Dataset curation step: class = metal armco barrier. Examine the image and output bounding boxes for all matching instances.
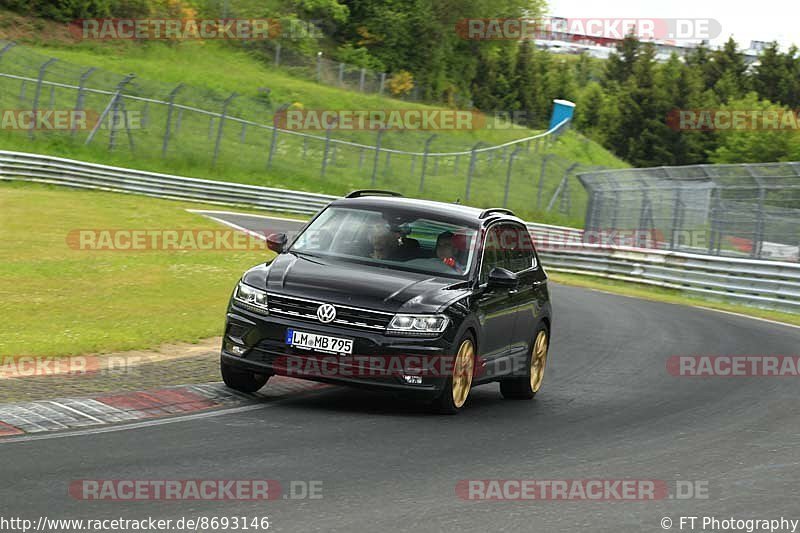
[1,149,797,314]
[0,150,336,215]
[538,242,800,312]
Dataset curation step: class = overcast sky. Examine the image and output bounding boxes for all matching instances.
[546,0,799,49]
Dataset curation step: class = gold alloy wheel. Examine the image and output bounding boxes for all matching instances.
[530,330,548,393]
[452,339,475,408]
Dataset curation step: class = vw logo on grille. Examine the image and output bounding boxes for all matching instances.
[317,303,337,323]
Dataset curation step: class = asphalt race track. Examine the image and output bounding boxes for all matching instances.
[1,211,798,532]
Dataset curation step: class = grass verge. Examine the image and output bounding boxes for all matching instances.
[0,181,276,357]
[0,29,626,225]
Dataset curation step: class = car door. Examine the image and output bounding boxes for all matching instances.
[503,223,547,375]
[474,225,518,379]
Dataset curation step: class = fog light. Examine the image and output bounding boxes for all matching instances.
[225,341,248,356]
[402,375,423,385]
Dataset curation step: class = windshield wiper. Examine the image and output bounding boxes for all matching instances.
[288,249,324,263]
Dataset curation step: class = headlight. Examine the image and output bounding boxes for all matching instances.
[387,314,449,336]
[233,281,269,314]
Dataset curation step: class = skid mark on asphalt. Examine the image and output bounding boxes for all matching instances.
[0,376,325,438]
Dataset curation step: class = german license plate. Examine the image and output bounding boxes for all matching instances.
[285,329,353,355]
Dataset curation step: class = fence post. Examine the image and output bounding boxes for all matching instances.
[161,83,183,157]
[418,134,437,193]
[321,118,338,178]
[359,68,366,92]
[669,186,683,249]
[268,103,289,169]
[465,142,484,202]
[547,162,578,212]
[30,57,57,139]
[85,92,120,146]
[95,74,133,150]
[379,73,386,95]
[115,94,136,153]
[213,92,237,167]
[316,52,322,82]
[0,42,16,60]
[338,63,345,86]
[371,129,384,185]
[584,187,598,234]
[753,175,766,258]
[537,154,553,209]
[72,67,96,137]
[274,43,281,66]
[503,146,523,208]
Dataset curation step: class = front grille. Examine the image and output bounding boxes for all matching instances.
[267,293,393,332]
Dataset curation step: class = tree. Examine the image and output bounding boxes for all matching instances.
[710,93,800,164]
[706,37,748,100]
[512,40,536,126]
[605,33,640,85]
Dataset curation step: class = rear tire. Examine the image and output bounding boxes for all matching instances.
[221,360,270,393]
[433,334,476,414]
[500,325,549,400]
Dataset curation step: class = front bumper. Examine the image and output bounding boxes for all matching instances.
[221,305,457,396]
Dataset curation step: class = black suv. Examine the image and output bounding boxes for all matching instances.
[220,190,552,413]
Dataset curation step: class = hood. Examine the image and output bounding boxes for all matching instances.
[241,253,472,313]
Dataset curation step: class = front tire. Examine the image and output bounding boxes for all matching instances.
[221,360,270,393]
[500,326,549,400]
[433,334,476,414]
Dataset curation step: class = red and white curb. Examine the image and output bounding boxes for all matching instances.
[0,377,324,438]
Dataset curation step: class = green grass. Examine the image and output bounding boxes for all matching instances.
[549,272,800,327]
[0,34,627,226]
[0,181,277,357]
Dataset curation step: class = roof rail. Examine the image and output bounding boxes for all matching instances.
[345,189,404,199]
[478,208,516,219]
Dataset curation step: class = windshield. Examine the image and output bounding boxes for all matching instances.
[290,206,479,278]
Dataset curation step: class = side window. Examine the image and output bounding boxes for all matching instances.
[506,224,537,272]
[479,226,510,283]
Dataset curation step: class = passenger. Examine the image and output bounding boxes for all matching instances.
[436,231,465,272]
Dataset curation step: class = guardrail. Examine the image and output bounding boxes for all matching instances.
[1,149,797,314]
[538,242,800,313]
[0,150,336,215]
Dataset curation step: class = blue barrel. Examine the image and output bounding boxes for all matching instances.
[549,99,576,130]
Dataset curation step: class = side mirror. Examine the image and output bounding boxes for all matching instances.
[266,233,288,253]
[487,267,519,289]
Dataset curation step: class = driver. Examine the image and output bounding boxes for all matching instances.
[370,228,399,260]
